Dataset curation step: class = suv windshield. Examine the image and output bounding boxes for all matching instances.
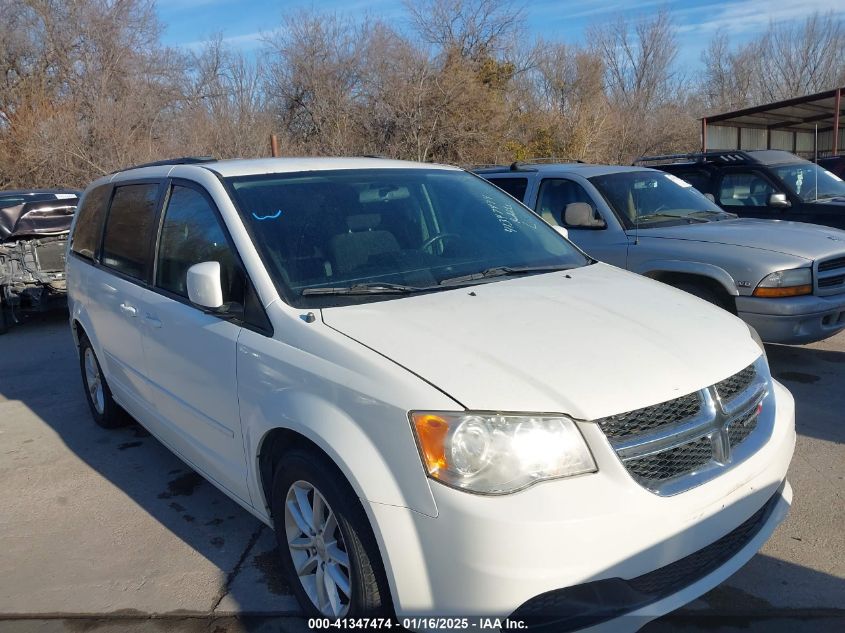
[225,168,589,306]
[771,163,845,202]
[589,170,729,228]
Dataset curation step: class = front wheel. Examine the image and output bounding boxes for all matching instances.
[673,281,733,313]
[271,449,391,619]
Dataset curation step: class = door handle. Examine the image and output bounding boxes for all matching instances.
[144,313,162,328]
[119,302,137,317]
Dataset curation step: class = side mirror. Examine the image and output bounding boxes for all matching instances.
[553,225,569,239]
[769,192,790,208]
[564,202,606,229]
[187,261,224,309]
[704,193,716,202]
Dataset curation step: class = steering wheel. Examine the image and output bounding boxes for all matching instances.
[421,232,460,252]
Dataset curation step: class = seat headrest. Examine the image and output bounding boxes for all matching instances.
[346,213,382,232]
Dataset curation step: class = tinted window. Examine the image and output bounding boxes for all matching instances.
[101,184,160,278]
[536,179,598,226]
[718,171,776,207]
[487,177,528,202]
[672,171,711,193]
[771,163,845,202]
[156,185,243,303]
[71,185,110,259]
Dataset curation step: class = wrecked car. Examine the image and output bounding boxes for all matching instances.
[0,189,80,333]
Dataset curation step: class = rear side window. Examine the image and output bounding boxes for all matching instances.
[155,185,244,303]
[71,185,111,259]
[101,184,160,279]
[487,177,528,202]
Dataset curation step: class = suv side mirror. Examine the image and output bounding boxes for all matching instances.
[704,193,716,202]
[564,202,606,229]
[769,193,790,208]
[187,261,224,309]
[552,225,569,239]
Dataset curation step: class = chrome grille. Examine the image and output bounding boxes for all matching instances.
[715,365,756,403]
[596,360,769,495]
[815,254,845,296]
[623,437,712,482]
[597,392,701,439]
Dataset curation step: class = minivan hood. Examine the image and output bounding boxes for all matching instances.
[633,218,845,261]
[321,264,761,420]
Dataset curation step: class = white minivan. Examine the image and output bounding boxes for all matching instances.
[67,157,795,631]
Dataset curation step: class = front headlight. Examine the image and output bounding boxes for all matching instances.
[410,411,596,494]
[753,268,812,297]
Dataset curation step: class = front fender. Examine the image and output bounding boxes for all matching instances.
[236,326,451,522]
[634,259,739,296]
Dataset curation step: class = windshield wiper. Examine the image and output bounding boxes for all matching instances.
[687,209,737,220]
[301,282,430,296]
[439,264,576,286]
[637,212,709,223]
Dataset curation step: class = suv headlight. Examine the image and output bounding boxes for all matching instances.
[410,412,596,494]
[753,268,812,297]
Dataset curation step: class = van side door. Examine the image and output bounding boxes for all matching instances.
[138,181,256,504]
[86,182,164,417]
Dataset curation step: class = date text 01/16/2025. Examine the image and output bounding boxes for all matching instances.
[307,618,527,629]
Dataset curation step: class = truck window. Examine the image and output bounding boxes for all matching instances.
[536,179,598,227]
[487,177,528,202]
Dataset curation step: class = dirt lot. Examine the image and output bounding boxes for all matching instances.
[0,312,843,632]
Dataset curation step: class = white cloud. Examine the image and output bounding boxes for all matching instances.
[676,0,845,35]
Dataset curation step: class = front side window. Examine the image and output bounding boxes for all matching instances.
[590,170,728,228]
[771,163,845,202]
[101,184,160,279]
[71,185,110,260]
[536,179,599,227]
[718,171,776,207]
[156,185,243,303]
[226,169,589,306]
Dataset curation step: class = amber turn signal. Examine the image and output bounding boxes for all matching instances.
[412,413,449,475]
[752,284,812,298]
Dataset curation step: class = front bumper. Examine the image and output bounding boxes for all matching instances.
[736,293,845,344]
[366,380,795,626]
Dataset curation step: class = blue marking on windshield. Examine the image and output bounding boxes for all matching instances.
[252,209,282,221]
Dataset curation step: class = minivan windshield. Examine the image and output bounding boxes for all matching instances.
[771,162,845,202]
[589,170,732,228]
[225,168,589,306]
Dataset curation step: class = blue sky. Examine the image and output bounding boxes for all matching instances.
[156,0,845,67]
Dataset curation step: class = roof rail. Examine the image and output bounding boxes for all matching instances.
[514,156,586,166]
[634,151,755,166]
[112,156,217,173]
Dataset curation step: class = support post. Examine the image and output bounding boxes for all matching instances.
[701,118,707,152]
[270,134,280,158]
[833,87,841,157]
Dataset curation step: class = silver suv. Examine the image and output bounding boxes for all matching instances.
[477,163,845,344]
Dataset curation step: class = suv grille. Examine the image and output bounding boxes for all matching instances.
[815,254,845,295]
[596,361,768,495]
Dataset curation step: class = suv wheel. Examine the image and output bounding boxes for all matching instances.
[673,281,733,312]
[79,333,128,428]
[271,449,391,619]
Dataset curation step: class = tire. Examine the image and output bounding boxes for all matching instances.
[271,449,391,619]
[78,333,128,428]
[673,281,733,313]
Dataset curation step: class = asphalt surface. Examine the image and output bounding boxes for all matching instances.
[0,311,843,632]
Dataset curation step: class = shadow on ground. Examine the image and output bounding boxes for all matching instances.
[0,311,293,619]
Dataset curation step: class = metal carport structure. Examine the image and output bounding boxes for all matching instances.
[701,87,844,159]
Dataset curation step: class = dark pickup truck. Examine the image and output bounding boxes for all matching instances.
[0,189,79,333]
[638,150,845,231]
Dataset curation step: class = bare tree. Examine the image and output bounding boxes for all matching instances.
[403,0,525,62]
